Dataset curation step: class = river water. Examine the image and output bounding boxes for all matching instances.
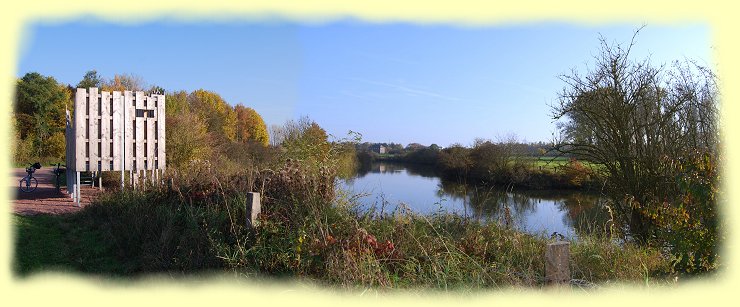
[340,162,608,239]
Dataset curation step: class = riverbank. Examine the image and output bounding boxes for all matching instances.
[366,156,603,191]
[13,165,674,289]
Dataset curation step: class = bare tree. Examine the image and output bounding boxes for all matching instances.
[551,28,719,241]
[268,124,285,147]
[102,73,147,92]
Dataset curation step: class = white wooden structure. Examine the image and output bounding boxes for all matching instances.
[66,88,166,205]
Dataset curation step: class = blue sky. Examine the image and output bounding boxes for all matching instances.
[17,20,713,146]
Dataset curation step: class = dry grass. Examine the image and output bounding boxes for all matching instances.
[14,154,674,289]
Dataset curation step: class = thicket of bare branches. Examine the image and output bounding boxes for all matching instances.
[551,28,720,242]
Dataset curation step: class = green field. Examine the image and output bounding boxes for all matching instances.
[522,156,603,172]
[13,214,123,276]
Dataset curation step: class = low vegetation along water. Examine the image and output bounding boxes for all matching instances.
[341,162,608,240]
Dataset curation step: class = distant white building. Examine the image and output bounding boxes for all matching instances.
[370,144,387,154]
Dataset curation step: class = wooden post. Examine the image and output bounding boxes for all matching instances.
[89,88,99,173]
[545,241,570,286]
[131,169,136,189]
[113,91,123,172]
[101,91,111,172]
[246,192,261,229]
[74,89,86,173]
[76,172,81,207]
[71,174,77,200]
[156,94,166,170]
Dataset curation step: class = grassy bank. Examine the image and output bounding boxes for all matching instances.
[13,165,674,289]
[366,154,602,191]
[14,214,123,276]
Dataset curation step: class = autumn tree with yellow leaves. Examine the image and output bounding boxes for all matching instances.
[234,104,269,146]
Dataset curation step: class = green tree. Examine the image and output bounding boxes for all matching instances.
[406,143,425,152]
[438,144,471,175]
[468,139,508,180]
[11,114,34,162]
[148,85,166,95]
[166,111,210,168]
[14,72,70,160]
[76,70,103,89]
[280,116,330,163]
[234,104,269,146]
[166,90,189,115]
[304,123,329,147]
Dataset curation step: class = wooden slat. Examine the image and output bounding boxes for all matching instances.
[156,94,166,169]
[70,89,166,174]
[75,88,87,171]
[124,91,134,170]
[146,97,155,170]
[88,87,99,171]
[100,91,111,170]
[135,91,145,170]
[112,91,123,171]
[66,108,76,191]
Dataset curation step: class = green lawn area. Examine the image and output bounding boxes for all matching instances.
[519,156,603,172]
[13,214,68,274]
[13,214,123,277]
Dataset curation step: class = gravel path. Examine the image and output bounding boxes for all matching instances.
[12,167,101,215]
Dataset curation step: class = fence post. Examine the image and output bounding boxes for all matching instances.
[545,241,570,286]
[75,172,81,207]
[246,192,261,229]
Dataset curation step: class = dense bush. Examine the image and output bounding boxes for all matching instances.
[403,146,439,165]
[635,150,722,273]
[74,190,226,273]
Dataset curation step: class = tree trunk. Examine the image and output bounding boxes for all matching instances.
[629,206,649,244]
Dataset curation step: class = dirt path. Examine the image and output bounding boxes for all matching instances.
[12,167,101,215]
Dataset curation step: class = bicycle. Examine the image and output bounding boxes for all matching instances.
[19,162,42,193]
[52,163,66,192]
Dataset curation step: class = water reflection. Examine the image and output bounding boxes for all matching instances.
[352,160,440,179]
[341,162,607,239]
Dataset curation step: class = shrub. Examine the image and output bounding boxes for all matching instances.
[637,150,722,273]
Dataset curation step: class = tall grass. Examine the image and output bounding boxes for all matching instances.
[18,157,672,289]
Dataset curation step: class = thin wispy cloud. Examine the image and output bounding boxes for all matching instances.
[339,90,376,103]
[490,79,550,96]
[347,77,463,102]
[242,76,282,85]
[355,52,418,66]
